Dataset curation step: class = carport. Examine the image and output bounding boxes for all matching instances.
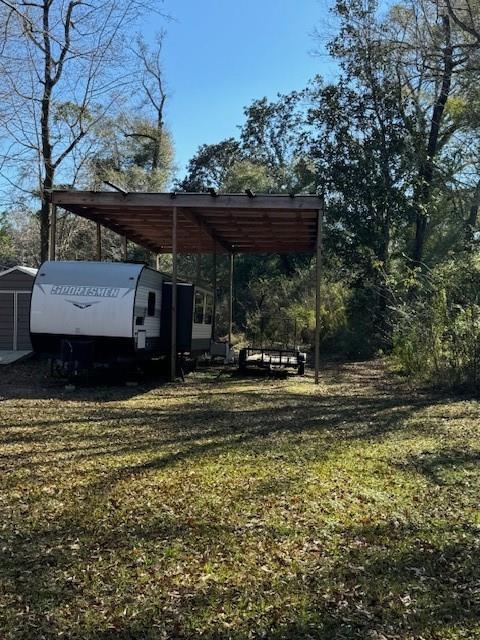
[48,191,324,383]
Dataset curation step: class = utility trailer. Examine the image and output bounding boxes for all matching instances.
[238,347,306,375]
[30,261,214,377]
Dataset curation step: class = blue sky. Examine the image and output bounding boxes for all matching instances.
[147,0,336,179]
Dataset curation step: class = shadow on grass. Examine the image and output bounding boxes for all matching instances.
[0,356,173,402]
[2,515,478,639]
[0,388,434,475]
[264,535,480,639]
[1,360,479,638]
[0,355,299,401]
[0,356,413,401]
[394,448,480,485]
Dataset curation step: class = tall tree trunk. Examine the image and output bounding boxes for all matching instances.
[411,14,453,266]
[39,0,53,262]
[151,94,166,171]
[39,172,53,261]
[467,202,479,231]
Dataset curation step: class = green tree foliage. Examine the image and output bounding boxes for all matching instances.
[0,216,16,268]
[176,0,480,371]
[305,74,415,353]
[240,94,314,193]
[392,254,480,390]
[178,94,321,349]
[178,139,244,191]
[179,93,315,195]
[90,116,174,192]
[329,0,480,265]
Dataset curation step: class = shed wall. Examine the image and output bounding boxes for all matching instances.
[0,293,14,349]
[0,269,35,351]
[17,292,32,350]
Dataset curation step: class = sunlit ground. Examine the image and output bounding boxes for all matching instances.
[0,359,479,639]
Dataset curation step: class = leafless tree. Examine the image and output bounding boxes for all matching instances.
[445,0,480,42]
[0,0,164,261]
[131,31,168,172]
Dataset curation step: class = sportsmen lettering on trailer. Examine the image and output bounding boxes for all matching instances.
[50,285,121,297]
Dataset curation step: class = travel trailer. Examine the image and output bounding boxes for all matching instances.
[30,261,214,375]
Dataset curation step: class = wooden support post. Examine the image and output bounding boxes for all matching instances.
[228,252,234,347]
[171,206,178,382]
[314,204,324,385]
[212,250,217,341]
[96,223,102,261]
[122,235,128,261]
[156,254,161,271]
[48,204,57,261]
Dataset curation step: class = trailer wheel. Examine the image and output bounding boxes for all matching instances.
[297,363,305,376]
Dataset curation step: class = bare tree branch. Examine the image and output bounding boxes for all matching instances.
[0,0,163,260]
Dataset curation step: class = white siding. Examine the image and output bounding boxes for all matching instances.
[134,268,163,340]
[192,285,213,341]
[192,322,212,340]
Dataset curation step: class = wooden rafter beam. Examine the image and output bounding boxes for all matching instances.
[181,207,231,253]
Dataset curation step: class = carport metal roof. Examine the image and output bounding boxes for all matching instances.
[50,191,323,254]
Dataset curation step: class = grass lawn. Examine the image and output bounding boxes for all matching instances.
[0,359,479,639]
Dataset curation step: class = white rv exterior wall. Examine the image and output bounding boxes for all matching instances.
[192,286,213,342]
[31,261,144,338]
[192,323,212,341]
[134,268,163,343]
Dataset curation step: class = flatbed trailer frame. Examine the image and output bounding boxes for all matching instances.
[239,347,306,375]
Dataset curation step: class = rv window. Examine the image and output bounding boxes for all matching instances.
[194,291,204,324]
[204,294,213,324]
[147,292,156,316]
[135,316,144,326]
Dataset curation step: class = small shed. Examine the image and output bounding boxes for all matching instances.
[0,266,37,357]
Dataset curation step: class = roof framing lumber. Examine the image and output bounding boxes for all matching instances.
[49,190,322,254]
[180,207,232,253]
[51,191,320,211]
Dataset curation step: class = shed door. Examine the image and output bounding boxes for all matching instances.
[16,292,32,350]
[0,292,14,349]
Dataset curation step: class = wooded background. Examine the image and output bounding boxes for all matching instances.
[1,0,480,389]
